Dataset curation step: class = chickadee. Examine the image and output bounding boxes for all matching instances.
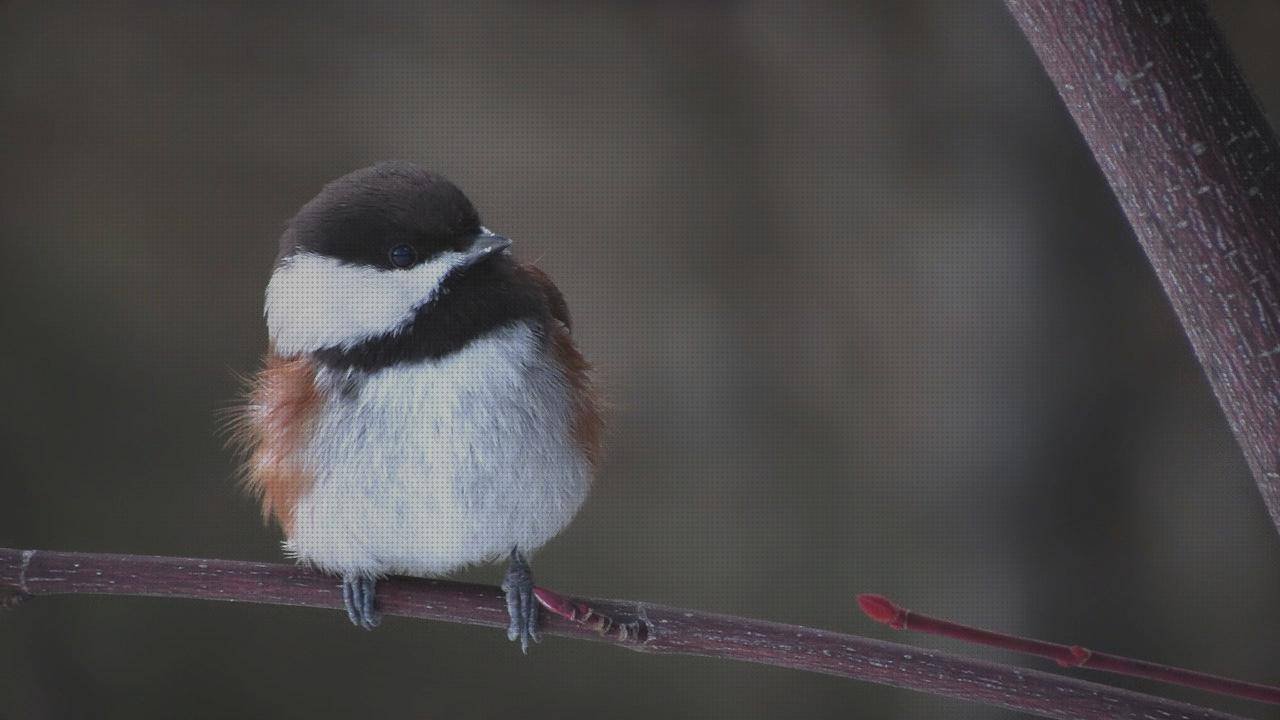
[232,161,601,651]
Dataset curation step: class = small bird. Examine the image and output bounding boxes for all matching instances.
[231,161,601,651]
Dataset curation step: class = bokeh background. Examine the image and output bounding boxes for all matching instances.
[3,2,1280,718]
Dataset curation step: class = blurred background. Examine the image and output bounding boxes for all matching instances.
[3,1,1280,718]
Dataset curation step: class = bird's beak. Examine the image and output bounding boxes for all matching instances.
[462,228,513,267]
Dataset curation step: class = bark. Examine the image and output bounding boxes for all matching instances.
[0,548,1248,720]
[1004,0,1280,532]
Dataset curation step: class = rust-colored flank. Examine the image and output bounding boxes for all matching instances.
[235,354,323,532]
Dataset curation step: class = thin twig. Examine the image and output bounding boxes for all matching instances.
[859,594,1280,705]
[0,548,1249,720]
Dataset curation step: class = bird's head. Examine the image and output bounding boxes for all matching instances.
[265,162,513,356]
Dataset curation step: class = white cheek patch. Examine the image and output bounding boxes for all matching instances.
[265,251,470,355]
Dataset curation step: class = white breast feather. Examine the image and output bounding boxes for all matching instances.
[284,321,592,578]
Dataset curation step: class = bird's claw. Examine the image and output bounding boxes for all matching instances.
[341,575,381,630]
[501,548,539,653]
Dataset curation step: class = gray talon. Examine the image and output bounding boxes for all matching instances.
[501,548,538,653]
[341,575,381,630]
[342,576,358,625]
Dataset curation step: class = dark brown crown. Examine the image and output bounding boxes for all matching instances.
[278,161,482,269]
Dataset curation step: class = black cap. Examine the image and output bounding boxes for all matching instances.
[278,161,482,269]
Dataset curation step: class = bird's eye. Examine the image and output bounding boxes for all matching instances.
[389,244,417,268]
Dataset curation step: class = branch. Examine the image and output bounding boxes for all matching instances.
[0,548,1249,720]
[1003,0,1280,533]
[859,593,1280,705]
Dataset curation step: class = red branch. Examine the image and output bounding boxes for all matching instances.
[859,594,1280,706]
[1004,0,1280,533]
[0,548,1251,720]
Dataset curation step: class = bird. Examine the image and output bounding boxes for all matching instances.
[229,161,602,651]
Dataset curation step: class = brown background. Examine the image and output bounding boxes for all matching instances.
[2,2,1279,718]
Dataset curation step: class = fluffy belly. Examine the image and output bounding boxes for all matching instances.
[285,322,592,577]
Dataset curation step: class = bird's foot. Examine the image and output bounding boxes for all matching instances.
[341,575,381,630]
[501,548,539,653]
